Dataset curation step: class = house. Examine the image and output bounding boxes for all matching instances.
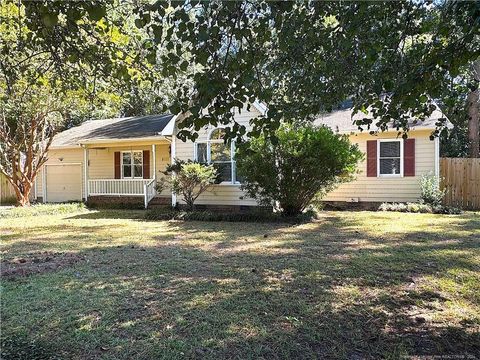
[33,102,446,210]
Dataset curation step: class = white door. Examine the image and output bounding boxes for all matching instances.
[46,164,82,202]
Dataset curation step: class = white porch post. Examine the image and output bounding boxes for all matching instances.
[152,144,156,181]
[171,136,177,207]
[434,137,440,178]
[83,146,89,201]
[42,165,47,203]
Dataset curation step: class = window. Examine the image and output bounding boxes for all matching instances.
[378,140,403,176]
[122,151,143,178]
[195,128,239,184]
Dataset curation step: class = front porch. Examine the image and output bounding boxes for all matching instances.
[88,178,160,208]
[83,141,173,208]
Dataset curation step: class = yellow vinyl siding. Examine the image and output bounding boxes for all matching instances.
[87,143,170,196]
[324,130,436,203]
[174,105,261,206]
[38,141,171,200]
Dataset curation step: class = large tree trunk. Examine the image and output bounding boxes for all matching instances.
[1,111,55,207]
[467,59,480,158]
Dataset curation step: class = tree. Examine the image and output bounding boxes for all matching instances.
[467,59,480,158]
[0,90,60,206]
[163,160,217,211]
[439,58,480,158]
[0,1,168,205]
[16,2,479,143]
[236,125,363,216]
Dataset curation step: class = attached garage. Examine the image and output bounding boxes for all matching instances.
[45,164,82,202]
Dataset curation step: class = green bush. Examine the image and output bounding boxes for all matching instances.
[420,172,446,206]
[379,202,461,214]
[144,208,317,223]
[236,124,363,216]
[0,202,86,218]
[163,160,217,211]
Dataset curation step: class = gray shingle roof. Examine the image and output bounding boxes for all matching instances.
[52,114,174,147]
[314,106,451,134]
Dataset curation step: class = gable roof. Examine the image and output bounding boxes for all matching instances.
[51,114,175,148]
[314,102,451,134]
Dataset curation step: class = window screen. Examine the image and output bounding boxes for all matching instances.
[379,141,401,175]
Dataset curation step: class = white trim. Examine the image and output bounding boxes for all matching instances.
[42,166,47,203]
[34,174,37,200]
[121,150,143,179]
[83,147,89,201]
[252,100,268,116]
[152,144,156,182]
[171,135,177,206]
[377,139,404,177]
[195,127,238,184]
[434,137,440,178]
[43,162,82,166]
[78,136,170,145]
[161,114,178,136]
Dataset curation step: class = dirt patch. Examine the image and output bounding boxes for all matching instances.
[1,251,85,279]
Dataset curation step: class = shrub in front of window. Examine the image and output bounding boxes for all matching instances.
[236,124,363,216]
[419,172,446,206]
[163,160,217,211]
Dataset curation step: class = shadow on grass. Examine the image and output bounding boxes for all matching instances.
[2,212,479,359]
[66,209,147,220]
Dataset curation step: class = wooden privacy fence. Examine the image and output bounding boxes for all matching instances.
[0,173,16,205]
[440,158,480,210]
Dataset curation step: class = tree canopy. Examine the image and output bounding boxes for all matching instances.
[4,1,480,144]
[13,0,480,142]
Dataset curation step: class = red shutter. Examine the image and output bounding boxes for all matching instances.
[366,140,377,177]
[143,150,150,179]
[114,152,121,179]
[404,138,415,177]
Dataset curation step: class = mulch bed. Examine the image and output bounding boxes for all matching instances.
[1,251,85,279]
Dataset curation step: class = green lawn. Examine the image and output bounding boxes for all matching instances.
[1,207,479,359]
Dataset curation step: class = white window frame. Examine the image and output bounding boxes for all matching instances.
[194,128,239,185]
[121,150,143,179]
[377,139,403,177]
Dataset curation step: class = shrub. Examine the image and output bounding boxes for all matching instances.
[420,172,446,206]
[236,124,363,216]
[379,202,432,213]
[163,160,217,211]
[144,208,317,223]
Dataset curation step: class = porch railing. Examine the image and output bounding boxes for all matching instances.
[88,179,153,196]
[88,179,159,208]
[144,179,156,208]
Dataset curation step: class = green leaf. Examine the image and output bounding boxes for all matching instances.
[42,13,58,28]
[86,5,106,21]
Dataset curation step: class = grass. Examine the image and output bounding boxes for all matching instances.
[1,206,479,359]
[0,202,87,218]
